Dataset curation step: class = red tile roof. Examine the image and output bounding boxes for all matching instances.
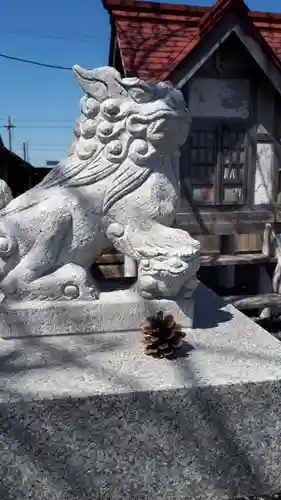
[103,0,281,81]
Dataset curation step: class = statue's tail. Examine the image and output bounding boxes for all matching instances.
[0,180,12,210]
[0,182,18,284]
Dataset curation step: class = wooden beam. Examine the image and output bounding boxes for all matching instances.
[171,14,236,88]
[175,209,277,235]
[98,251,276,268]
[234,24,281,96]
[224,293,281,309]
[171,11,281,97]
[96,253,124,265]
[200,253,276,266]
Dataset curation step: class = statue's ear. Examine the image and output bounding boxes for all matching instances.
[72,65,127,102]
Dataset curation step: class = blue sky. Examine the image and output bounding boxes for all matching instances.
[0,0,280,167]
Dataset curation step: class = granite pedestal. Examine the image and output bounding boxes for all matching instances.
[0,284,281,499]
[0,286,193,337]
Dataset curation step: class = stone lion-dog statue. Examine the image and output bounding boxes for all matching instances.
[0,66,200,301]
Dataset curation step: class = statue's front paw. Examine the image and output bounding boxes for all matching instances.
[137,275,159,300]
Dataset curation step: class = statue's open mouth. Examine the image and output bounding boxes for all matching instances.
[146,108,186,120]
[129,109,187,126]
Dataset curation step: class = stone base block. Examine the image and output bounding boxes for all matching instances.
[0,287,193,337]
[0,285,281,499]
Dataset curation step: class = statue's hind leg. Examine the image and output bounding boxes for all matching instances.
[0,213,98,301]
[0,213,72,298]
[0,210,99,301]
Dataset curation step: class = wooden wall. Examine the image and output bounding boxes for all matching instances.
[93,232,265,280]
[194,233,263,254]
[177,34,281,234]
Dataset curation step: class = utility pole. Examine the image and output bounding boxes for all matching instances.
[23,141,29,162]
[26,141,29,162]
[23,141,32,188]
[4,117,15,151]
[23,142,27,161]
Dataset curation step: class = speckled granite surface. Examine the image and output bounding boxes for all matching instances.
[0,287,194,337]
[0,285,281,499]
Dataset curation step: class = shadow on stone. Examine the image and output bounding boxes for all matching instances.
[193,283,233,328]
[0,349,21,373]
[0,383,273,500]
[175,340,195,358]
[0,289,278,499]
[0,331,127,376]
[194,306,233,329]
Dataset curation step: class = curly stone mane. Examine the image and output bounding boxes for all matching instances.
[2,66,190,216]
[40,66,190,211]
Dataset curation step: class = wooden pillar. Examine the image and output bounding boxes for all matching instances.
[124,256,138,278]
[218,235,235,289]
[254,80,274,206]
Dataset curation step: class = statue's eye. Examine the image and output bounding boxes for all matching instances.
[170,260,188,273]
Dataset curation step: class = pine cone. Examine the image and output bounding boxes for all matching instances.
[141,311,186,358]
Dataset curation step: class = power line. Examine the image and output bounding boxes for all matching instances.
[10,119,74,123]
[0,119,74,124]
[1,125,72,129]
[17,148,66,152]
[0,28,96,44]
[14,145,67,149]
[16,143,68,147]
[19,126,72,129]
[0,52,72,70]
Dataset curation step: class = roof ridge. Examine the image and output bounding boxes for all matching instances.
[104,0,209,15]
[105,0,281,22]
[109,0,281,83]
[199,0,248,38]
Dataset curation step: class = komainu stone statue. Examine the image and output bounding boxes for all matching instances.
[0,66,200,302]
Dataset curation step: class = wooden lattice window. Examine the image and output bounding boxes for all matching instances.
[188,128,218,205]
[221,127,247,205]
[181,123,249,206]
